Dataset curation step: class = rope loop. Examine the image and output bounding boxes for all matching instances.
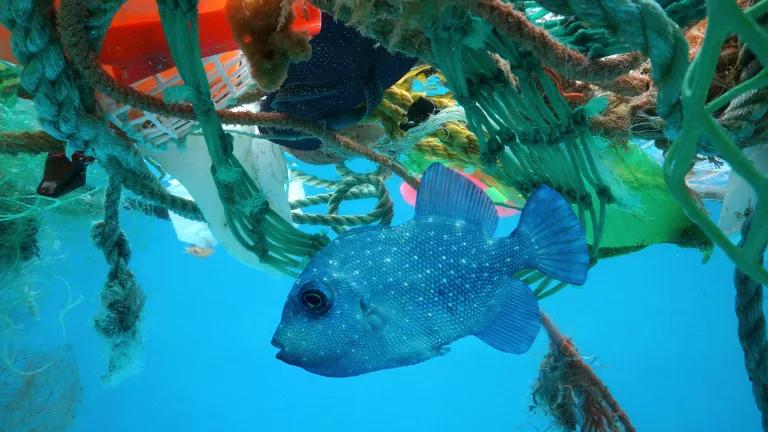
[327,173,394,233]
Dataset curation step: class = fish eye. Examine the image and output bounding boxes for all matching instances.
[300,285,332,314]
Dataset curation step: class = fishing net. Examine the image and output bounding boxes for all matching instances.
[0,63,84,426]
[0,167,83,432]
[0,345,82,432]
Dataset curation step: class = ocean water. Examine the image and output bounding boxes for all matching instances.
[14,160,759,432]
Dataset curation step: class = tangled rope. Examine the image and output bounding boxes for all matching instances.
[291,167,394,233]
[0,0,206,379]
[0,0,201,223]
[91,171,145,384]
[465,0,644,83]
[534,313,635,432]
[55,0,419,190]
[530,0,690,138]
[734,212,768,431]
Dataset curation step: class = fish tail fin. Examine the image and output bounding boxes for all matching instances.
[509,185,589,285]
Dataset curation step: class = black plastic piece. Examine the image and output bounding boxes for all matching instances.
[36,152,91,198]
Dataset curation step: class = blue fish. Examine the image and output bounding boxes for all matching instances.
[272,163,589,377]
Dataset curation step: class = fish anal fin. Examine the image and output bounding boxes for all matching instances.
[474,278,540,354]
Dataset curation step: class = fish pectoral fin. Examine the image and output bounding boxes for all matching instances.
[360,297,388,332]
[474,278,540,354]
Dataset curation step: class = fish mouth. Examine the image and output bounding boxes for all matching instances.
[273,350,361,378]
[274,348,310,369]
[271,337,291,362]
[271,338,306,368]
[271,334,354,375]
[275,349,291,362]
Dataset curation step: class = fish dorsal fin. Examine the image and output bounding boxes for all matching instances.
[415,163,498,235]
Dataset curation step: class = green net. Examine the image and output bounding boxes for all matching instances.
[665,0,768,284]
[0,137,83,430]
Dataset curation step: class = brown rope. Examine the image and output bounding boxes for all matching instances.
[0,131,65,155]
[311,0,644,84]
[540,313,636,432]
[465,0,645,83]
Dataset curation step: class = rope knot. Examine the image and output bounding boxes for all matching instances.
[212,164,243,205]
[91,220,132,266]
[240,194,270,221]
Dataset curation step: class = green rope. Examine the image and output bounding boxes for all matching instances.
[514,1,631,57]
[2,0,201,223]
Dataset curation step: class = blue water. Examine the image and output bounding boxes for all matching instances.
[27,163,762,432]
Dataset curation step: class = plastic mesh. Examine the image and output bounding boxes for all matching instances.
[96,50,253,149]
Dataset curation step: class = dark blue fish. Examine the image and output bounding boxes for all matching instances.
[260,12,417,150]
[272,163,589,377]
